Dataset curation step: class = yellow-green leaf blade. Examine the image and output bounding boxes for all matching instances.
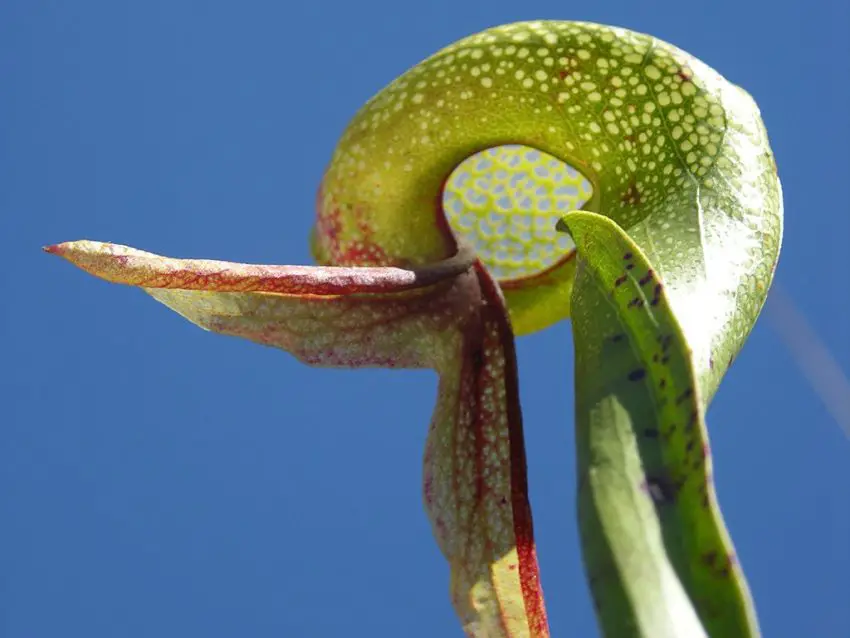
[565,211,758,638]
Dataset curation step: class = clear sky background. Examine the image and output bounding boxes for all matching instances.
[4,1,849,637]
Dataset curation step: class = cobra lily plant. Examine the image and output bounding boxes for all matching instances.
[46,21,781,638]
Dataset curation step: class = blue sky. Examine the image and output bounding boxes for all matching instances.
[4,1,849,636]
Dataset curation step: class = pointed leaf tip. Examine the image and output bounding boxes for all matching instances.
[555,210,591,239]
[555,217,571,235]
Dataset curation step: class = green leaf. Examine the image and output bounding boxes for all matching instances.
[564,211,759,637]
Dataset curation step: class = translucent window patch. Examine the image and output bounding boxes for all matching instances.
[443,145,593,281]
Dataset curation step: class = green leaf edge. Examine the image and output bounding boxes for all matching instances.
[562,210,760,638]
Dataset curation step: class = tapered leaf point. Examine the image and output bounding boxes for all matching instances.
[555,210,597,245]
